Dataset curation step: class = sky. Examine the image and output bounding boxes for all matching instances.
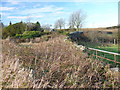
[0,0,119,28]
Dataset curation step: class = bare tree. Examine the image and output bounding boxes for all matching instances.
[87,31,98,42]
[42,24,52,31]
[25,16,34,31]
[68,10,86,30]
[68,13,75,29]
[26,16,31,23]
[54,18,65,29]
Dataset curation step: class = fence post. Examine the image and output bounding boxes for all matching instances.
[96,50,97,58]
[114,54,116,63]
[114,39,116,45]
[88,47,120,64]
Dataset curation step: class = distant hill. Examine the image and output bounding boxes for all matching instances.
[106,25,120,29]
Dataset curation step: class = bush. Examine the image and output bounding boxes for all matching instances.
[58,30,70,35]
[2,22,44,39]
[15,34,23,38]
[15,31,40,39]
[2,22,26,39]
[15,31,51,39]
[2,36,120,88]
[23,31,41,39]
[40,32,51,36]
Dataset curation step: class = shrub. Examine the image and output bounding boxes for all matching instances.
[2,22,26,38]
[58,30,70,35]
[2,22,44,39]
[15,34,23,38]
[23,31,40,38]
[15,31,41,39]
[2,36,120,88]
[15,31,51,39]
[40,31,51,35]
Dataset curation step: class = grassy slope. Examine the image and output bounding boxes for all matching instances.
[58,28,119,65]
[96,45,120,64]
[97,45,119,53]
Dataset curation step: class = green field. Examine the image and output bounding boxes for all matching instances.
[87,44,120,67]
[96,44,119,53]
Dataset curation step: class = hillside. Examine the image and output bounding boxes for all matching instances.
[81,28,118,32]
[2,35,120,88]
[56,27,118,33]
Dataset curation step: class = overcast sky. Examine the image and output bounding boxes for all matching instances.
[0,0,119,28]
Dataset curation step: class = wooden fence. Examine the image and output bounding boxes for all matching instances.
[88,48,120,64]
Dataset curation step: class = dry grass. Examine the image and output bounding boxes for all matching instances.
[81,28,118,32]
[2,35,120,88]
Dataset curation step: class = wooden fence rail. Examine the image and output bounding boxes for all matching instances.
[88,47,120,64]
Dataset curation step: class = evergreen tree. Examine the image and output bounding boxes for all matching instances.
[20,21,23,23]
[34,21,44,32]
[9,21,12,25]
[35,21,41,31]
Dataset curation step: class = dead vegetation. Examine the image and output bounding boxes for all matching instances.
[2,35,120,88]
[81,28,118,32]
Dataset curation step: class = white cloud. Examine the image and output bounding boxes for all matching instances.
[7,15,43,19]
[55,11,64,14]
[0,12,10,16]
[10,1,19,5]
[33,4,41,8]
[2,0,119,2]
[32,15,43,18]
[19,5,64,15]
[7,16,27,19]
[0,7,15,11]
